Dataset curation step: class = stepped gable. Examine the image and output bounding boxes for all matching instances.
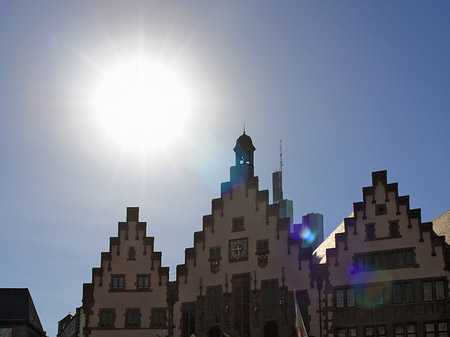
[82,207,169,336]
[175,163,304,285]
[313,170,450,270]
[171,133,315,337]
[309,170,450,337]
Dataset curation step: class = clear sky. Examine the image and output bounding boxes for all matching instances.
[1,1,449,336]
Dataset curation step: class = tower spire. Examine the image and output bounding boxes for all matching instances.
[243,121,246,135]
[280,139,283,172]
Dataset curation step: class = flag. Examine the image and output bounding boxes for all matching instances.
[294,291,309,337]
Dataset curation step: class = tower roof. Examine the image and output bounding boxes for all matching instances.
[234,132,256,153]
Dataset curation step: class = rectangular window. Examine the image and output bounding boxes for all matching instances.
[336,289,345,309]
[377,326,386,337]
[127,246,136,260]
[207,287,222,324]
[435,280,445,301]
[137,275,150,289]
[232,217,245,231]
[393,283,402,304]
[426,323,435,337]
[404,283,414,303]
[397,251,404,266]
[364,287,372,306]
[395,325,404,337]
[364,255,372,269]
[182,303,196,337]
[357,256,364,270]
[405,250,413,266]
[438,322,448,336]
[151,308,167,328]
[366,225,375,241]
[406,324,416,337]
[0,329,12,337]
[374,286,384,306]
[125,309,140,328]
[373,254,380,269]
[111,275,125,290]
[337,329,346,337]
[377,325,386,337]
[263,280,278,320]
[365,327,374,336]
[256,240,269,254]
[348,328,357,337]
[209,246,221,260]
[347,288,355,308]
[389,252,397,268]
[390,222,399,237]
[423,281,433,302]
[99,309,115,328]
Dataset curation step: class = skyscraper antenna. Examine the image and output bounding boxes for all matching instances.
[243,121,246,134]
[280,139,283,172]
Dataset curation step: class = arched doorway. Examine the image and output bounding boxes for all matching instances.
[264,321,278,337]
[208,326,221,337]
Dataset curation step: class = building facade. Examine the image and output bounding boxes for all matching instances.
[57,307,84,337]
[0,288,46,337]
[81,133,450,337]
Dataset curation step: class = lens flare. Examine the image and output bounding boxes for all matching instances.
[90,57,193,153]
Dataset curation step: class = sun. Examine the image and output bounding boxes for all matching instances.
[90,57,193,153]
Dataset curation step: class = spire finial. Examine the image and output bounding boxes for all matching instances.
[243,121,246,134]
[280,139,283,172]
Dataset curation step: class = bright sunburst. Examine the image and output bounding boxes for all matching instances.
[90,57,193,153]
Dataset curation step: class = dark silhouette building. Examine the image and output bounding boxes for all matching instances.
[0,288,46,337]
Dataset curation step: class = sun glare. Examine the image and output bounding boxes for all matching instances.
[90,57,193,153]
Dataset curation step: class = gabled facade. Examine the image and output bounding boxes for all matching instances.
[80,133,450,337]
[313,171,450,337]
[82,208,169,337]
[173,133,315,337]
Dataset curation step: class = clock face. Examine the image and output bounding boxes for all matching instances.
[229,238,248,262]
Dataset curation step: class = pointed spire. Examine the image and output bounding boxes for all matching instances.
[243,121,246,135]
[280,139,283,172]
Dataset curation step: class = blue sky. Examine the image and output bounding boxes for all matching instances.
[1,1,449,336]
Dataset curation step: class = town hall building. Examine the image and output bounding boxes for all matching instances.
[75,133,449,337]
